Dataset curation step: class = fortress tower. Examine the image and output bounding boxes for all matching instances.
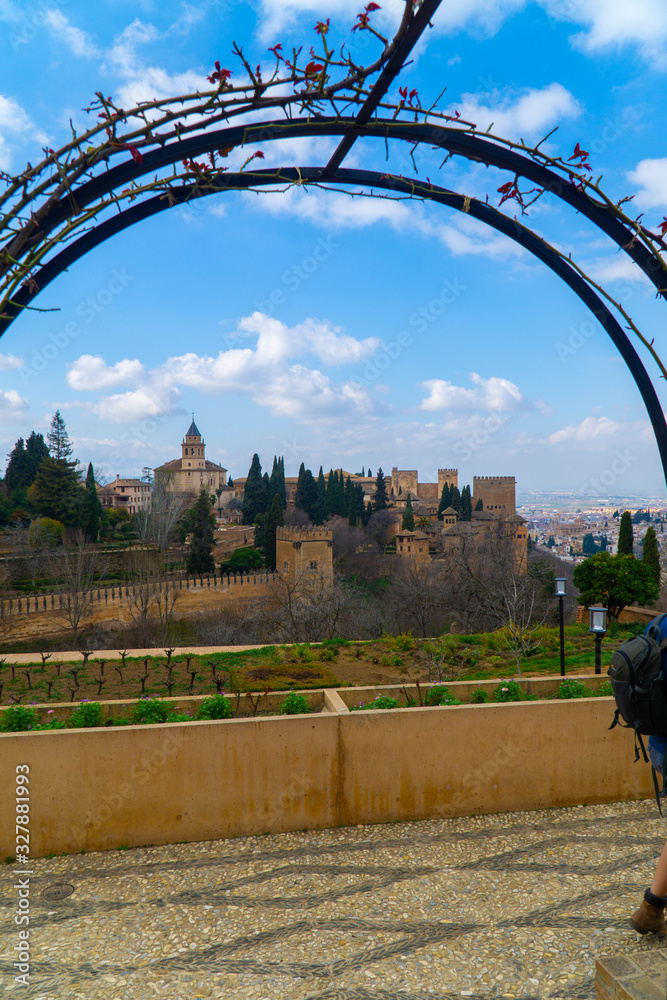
[438,468,458,492]
[472,476,516,516]
[276,527,333,585]
[182,418,206,470]
[391,468,419,497]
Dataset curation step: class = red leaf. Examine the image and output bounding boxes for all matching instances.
[207,62,231,85]
[568,142,590,161]
[366,2,381,10]
[253,150,265,159]
[129,146,142,165]
[268,43,283,58]
[399,86,407,100]
[305,61,324,76]
[314,18,330,35]
[659,217,667,235]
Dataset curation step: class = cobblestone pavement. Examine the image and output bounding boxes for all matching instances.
[1,799,666,999]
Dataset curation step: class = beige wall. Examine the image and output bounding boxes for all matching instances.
[0,685,652,858]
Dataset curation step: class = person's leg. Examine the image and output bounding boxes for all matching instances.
[631,751,667,934]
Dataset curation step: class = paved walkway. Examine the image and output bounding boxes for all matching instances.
[1,799,666,999]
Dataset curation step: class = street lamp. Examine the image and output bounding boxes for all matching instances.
[555,578,567,676]
[588,605,608,675]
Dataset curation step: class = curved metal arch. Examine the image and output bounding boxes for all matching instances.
[6,117,665,314]
[10,164,667,488]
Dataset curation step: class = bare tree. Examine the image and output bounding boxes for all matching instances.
[260,571,382,642]
[366,509,399,554]
[488,574,548,677]
[50,539,104,647]
[133,478,190,552]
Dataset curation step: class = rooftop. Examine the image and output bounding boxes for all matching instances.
[20,799,661,998]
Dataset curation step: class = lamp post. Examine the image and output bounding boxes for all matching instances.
[555,578,567,676]
[588,605,608,675]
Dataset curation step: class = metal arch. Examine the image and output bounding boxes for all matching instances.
[5,118,665,307]
[8,165,667,488]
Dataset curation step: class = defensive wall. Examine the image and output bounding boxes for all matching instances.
[0,674,649,858]
[472,476,516,515]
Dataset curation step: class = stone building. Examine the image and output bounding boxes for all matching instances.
[472,476,516,516]
[276,526,334,585]
[391,467,458,502]
[97,476,151,515]
[395,530,431,563]
[153,419,228,499]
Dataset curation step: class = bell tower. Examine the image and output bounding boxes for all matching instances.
[181,415,205,470]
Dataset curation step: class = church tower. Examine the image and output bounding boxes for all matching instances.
[181,416,206,471]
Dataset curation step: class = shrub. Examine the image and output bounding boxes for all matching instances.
[351,694,400,711]
[130,697,169,725]
[471,688,489,704]
[558,678,589,699]
[197,694,233,720]
[493,680,524,703]
[318,648,336,662]
[425,685,461,706]
[69,701,104,728]
[0,705,39,732]
[594,680,613,697]
[391,654,404,667]
[389,632,414,652]
[486,655,505,666]
[279,691,309,715]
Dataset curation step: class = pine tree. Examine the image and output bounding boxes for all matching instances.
[618,511,633,556]
[437,482,451,520]
[242,454,267,524]
[402,493,415,531]
[373,468,389,511]
[186,488,216,575]
[47,410,74,462]
[27,456,84,526]
[264,493,284,571]
[643,525,661,591]
[83,463,101,542]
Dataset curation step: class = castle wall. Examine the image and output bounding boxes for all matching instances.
[438,469,458,492]
[472,476,516,516]
[276,527,334,585]
[391,469,418,497]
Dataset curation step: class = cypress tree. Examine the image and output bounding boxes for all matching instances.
[461,484,472,521]
[264,493,284,571]
[186,488,216,575]
[402,493,415,531]
[373,467,389,511]
[450,486,463,518]
[268,456,280,505]
[643,525,661,591]
[83,463,101,542]
[296,466,318,521]
[344,475,354,514]
[337,472,347,516]
[475,497,484,511]
[325,470,337,517]
[355,483,366,523]
[365,499,374,524]
[618,511,633,556]
[367,468,373,478]
[278,456,286,509]
[348,491,357,527]
[316,467,326,524]
[437,482,451,520]
[242,454,267,524]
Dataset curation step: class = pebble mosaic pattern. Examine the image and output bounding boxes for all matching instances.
[1,800,667,998]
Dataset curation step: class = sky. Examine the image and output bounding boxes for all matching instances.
[1,0,667,496]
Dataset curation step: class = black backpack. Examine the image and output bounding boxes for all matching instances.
[608,613,667,811]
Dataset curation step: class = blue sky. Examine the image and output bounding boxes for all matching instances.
[1,0,667,494]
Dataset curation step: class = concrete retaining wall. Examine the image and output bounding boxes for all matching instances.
[0,683,651,858]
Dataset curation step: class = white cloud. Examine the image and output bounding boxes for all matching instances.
[420,373,532,412]
[0,352,23,370]
[544,415,652,448]
[541,0,667,65]
[43,10,99,58]
[68,313,381,423]
[0,389,27,423]
[449,83,582,140]
[628,158,667,210]
[0,95,48,171]
[66,355,145,391]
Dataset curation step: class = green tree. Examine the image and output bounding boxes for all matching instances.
[347,490,357,527]
[643,525,661,592]
[83,463,101,542]
[47,409,74,461]
[373,467,389,511]
[582,533,597,555]
[27,456,84,526]
[461,484,472,521]
[186,488,216,575]
[28,517,64,548]
[264,493,284,571]
[316,467,326,524]
[5,431,49,507]
[242,454,267,525]
[475,497,484,511]
[401,493,415,531]
[296,464,318,521]
[618,511,633,555]
[573,551,660,620]
[450,485,462,518]
[437,482,451,520]
[546,536,555,548]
